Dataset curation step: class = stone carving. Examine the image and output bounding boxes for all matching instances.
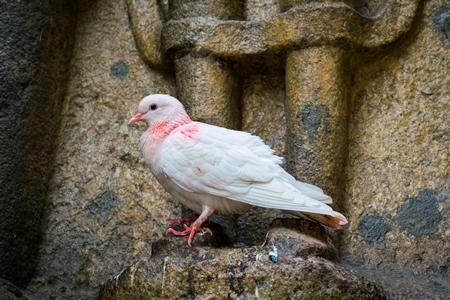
[127,0,420,204]
[6,0,448,298]
[107,0,423,297]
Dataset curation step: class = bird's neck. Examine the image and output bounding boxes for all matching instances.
[149,115,192,139]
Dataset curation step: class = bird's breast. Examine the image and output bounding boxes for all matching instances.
[140,131,164,169]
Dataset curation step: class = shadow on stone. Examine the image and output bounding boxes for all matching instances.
[0,278,29,300]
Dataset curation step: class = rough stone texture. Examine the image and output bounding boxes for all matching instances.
[159,0,420,58]
[341,0,450,298]
[126,0,167,71]
[235,64,291,246]
[168,0,245,20]
[0,278,29,300]
[25,0,176,298]
[432,7,450,41]
[0,0,77,287]
[285,46,351,211]
[174,54,240,129]
[99,219,385,300]
[169,0,243,131]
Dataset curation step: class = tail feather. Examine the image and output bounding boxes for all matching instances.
[304,212,348,230]
[287,211,348,230]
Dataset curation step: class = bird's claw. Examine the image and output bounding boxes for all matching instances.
[166,223,212,247]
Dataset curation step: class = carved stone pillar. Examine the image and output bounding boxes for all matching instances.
[174,54,240,129]
[285,46,351,206]
[169,0,242,129]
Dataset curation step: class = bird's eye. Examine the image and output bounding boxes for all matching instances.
[150,103,158,111]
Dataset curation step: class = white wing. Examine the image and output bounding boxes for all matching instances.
[159,122,334,215]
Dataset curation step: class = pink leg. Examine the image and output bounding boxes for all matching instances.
[165,206,214,246]
[168,215,199,226]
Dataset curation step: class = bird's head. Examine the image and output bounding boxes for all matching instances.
[128,94,191,127]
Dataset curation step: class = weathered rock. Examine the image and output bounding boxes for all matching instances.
[99,219,385,299]
[0,279,29,300]
[340,1,450,298]
[267,218,338,261]
[0,0,77,287]
[25,1,176,298]
[432,7,450,40]
[284,46,351,208]
[174,53,240,129]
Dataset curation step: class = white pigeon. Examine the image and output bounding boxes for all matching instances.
[129,94,348,246]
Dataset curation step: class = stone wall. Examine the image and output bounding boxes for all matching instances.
[0,0,448,299]
[25,1,176,298]
[341,1,450,297]
[0,0,77,289]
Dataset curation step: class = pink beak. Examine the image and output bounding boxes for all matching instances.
[128,112,144,125]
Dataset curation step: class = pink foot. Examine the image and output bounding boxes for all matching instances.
[166,224,212,247]
[166,206,215,246]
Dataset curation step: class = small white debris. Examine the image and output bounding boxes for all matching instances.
[114,269,126,285]
[161,256,169,290]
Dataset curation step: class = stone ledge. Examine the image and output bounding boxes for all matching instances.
[99,219,385,299]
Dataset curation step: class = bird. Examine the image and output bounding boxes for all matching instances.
[128,94,348,246]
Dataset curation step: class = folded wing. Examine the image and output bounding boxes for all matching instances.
[159,122,347,228]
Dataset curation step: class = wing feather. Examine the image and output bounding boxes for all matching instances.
[159,122,334,215]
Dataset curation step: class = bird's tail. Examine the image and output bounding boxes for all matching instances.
[288,211,348,230]
[304,212,348,230]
